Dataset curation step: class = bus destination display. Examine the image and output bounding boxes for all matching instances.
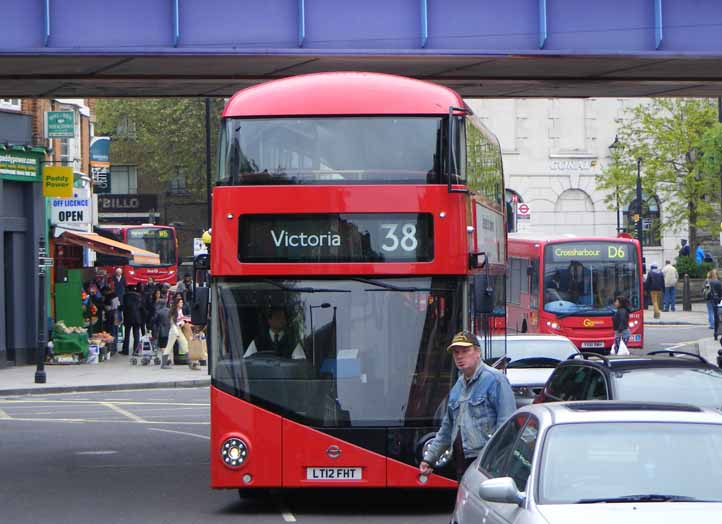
[546,242,634,263]
[239,213,433,263]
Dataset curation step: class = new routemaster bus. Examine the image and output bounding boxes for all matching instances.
[202,72,508,491]
[507,234,643,351]
[95,224,179,285]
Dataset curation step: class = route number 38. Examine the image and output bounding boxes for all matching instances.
[380,223,418,252]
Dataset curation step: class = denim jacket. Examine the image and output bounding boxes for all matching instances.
[423,362,516,463]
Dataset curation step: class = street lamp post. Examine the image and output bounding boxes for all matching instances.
[636,157,644,271]
[309,303,331,367]
[608,135,622,233]
[34,235,51,384]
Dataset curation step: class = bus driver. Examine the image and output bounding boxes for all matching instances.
[243,307,306,359]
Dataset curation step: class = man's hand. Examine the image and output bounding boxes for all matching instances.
[419,461,433,476]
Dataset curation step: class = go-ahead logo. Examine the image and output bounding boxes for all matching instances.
[582,318,604,327]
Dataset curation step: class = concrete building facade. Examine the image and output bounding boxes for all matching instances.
[466,98,685,269]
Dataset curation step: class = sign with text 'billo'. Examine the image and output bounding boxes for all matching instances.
[42,166,74,198]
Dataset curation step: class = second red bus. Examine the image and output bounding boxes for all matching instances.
[507,235,643,351]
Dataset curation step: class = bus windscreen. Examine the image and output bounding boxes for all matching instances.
[126,228,176,266]
[543,241,640,314]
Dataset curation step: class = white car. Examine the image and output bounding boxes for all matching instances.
[451,401,722,524]
[483,335,579,406]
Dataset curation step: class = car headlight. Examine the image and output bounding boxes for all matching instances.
[221,437,248,468]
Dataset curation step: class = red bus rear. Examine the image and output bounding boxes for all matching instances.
[507,235,643,351]
[206,72,508,491]
[95,224,179,286]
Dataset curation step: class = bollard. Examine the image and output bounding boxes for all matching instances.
[683,274,692,312]
[717,349,722,368]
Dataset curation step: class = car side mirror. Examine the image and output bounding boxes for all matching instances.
[191,287,209,326]
[474,274,496,315]
[478,477,524,506]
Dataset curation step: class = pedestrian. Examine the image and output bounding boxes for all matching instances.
[111,267,127,327]
[153,295,170,351]
[176,273,194,304]
[696,244,705,265]
[144,286,160,336]
[102,286,120,351]
[121,285,143,355]
[703,269,722,336]
[679,239,690,259]
[612,296,631,354]
[160,297,191,369]
[644,265,665,319]
[419,331,515,480]
[662,260,679,312]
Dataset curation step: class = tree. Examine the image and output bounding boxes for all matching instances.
[94,98,226,195]
[596,98,719,248]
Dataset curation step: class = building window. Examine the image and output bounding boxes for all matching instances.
[624,192,661,247]
[0,99,21,111]
[168,168,189,195]
[116,114,137,139]
[111,165,138,194]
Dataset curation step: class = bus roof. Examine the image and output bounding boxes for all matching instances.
[223,72,465,118]
[508,233,638,245]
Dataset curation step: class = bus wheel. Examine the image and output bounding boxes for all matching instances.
[521,320,528,333]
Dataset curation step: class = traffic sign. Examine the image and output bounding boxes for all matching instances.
[46,111,75,139]
[517,202,531,220]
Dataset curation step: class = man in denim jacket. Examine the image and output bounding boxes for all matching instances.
[419,331,516,479]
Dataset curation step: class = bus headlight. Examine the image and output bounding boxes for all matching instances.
[545,321,560,330]
[221,437,248,468]
[628,320,639,328]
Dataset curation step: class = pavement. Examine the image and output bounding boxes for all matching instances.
[0,351,210,396]
[643,301,708,326]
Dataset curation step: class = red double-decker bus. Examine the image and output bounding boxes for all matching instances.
[204,72,508,491]
[507,235,643,351]
[95,224,179,286]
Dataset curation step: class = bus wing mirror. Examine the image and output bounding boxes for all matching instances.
[191,287,210,326]
[474,275,496,315]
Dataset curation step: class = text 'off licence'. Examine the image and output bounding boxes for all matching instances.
[306,467,362,481]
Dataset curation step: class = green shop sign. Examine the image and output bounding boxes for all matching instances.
[0,147,43,182]
[46,111,75,139]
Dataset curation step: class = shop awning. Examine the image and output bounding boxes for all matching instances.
[56,230,160,266]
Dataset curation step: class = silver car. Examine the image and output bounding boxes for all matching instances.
[483,335,579,406]
[451,402,722,524]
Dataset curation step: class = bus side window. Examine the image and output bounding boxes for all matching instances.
[529,259,539,310]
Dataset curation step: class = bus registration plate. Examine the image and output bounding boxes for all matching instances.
[306,467,362,481]
[581,341,604,349]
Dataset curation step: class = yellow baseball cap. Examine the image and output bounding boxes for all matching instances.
[447,331,477,352]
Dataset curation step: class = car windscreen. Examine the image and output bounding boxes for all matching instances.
[504,339,578,363]
[539,422,722,504]
[613,367,722,410]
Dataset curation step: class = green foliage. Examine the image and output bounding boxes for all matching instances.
[675,256,714,278]
[596,99,720,246]
[94,98,226,194]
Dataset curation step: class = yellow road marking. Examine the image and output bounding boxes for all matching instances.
[0,417,208,425]
[148,428,210,440]
[0,399,208,406]
[101,401,147,423]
